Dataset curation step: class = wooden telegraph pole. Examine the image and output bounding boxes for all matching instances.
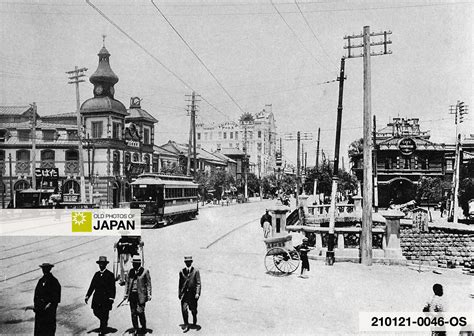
[327,57,346,265]
[67,66,88,203]
[185,92,200,179]
[315,127,320,170]
[373,115,379,212]
[344,26,392,266]
[31,102,37,190]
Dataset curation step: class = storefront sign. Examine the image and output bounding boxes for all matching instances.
[35,168,59,189]
[398,138,416,156]
[63,194,79,203]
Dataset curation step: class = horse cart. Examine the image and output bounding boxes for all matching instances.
[264,234,301,276]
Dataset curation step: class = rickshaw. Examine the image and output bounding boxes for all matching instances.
[264,225,301,276]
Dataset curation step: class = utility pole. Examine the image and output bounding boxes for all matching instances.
[344,26,392,266]
[67,66,88,203]
[449,101,468,224]
[327,57,346,265]
[9,153,13,205]
[31,102,37,190]
[373,115,378,212]
[185,92,200,179]
[315,127,320,170]
[284,132,312,207]
[243,122,249,201]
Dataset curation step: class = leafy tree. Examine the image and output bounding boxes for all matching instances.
[246,172,260,195]
[209,170,235,198]
[348,138,364,164]
[303,164,357,196]
[415,177,448,204]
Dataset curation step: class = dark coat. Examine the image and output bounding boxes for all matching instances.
[34,273,61,336]
[125,267,152,305]
[179,267,201,300]
[260,213,272,228]
[34,273,61,311]
[86,269,116,311]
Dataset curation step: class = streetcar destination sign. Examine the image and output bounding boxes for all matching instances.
[398,137,416,156]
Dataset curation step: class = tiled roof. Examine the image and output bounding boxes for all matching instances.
[1,121,75,130]
[153,145,179,157]
[0,106,32,116]
[212,151,237,163]
[163,141,226,165]
[219,148,245,156]
[127,108,158,123]
[42,112,77,119]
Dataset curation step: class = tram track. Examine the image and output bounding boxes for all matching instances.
[204,217,259,249]
[1,236,57,252]
[2,236,108,273]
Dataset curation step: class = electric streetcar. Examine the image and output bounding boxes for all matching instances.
[130,173,199,228]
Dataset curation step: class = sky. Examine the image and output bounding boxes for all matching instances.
[0,0,472,169]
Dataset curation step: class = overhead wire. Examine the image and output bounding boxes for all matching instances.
[269,0,329,74]
[85,0,232,121]
[150,0,246,116]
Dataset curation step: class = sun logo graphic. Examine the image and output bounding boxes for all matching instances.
[71,211,93,232]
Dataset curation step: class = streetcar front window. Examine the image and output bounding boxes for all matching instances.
[132,185,159,201]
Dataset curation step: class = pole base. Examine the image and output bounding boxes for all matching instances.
[326,251,335,266]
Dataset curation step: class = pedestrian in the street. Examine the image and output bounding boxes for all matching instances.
[33,263,61,336]
[124,256,152,334]
[423,283,447,336]
[295,238,312,278]
[115,235,143,285]
[260,210,272,238]
[439,200,446,218]
[179,256,201,333]
[85,256,116,334]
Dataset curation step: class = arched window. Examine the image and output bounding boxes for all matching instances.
[133,153,139,162]
[113,151,120,176]
[124,152,131,175]
[62,180,80,194]
[40,150,55,168]
[144,154,150,173]
[14,179,29,191]
[65,149,79,174]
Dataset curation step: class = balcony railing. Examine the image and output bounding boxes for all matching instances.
[307,204,357,217]
[16,161,30,175]
[64,160,79,174]
[40,160,55,169]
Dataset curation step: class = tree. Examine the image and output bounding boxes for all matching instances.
[348,138,364,164]
[415,177,448,204]
[303,164,357,196]
[209,170,235,198]
[246,172,260,196]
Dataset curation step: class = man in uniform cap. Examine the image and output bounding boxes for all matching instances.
[33,263,61,336]
[178,256,201,332]
[124,256,151,334]
[85,256,116,334]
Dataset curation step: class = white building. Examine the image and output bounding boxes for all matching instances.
[196,106,277,177]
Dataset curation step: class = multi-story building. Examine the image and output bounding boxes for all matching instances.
[0,43,164,208]
[196,106,277,177]
[351,118,459,207]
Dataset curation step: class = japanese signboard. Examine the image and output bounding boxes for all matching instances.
[398,137,416,156]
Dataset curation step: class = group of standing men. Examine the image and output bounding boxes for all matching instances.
[32,248,201,335]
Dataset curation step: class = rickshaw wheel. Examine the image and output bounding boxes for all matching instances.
[265,247,299,276]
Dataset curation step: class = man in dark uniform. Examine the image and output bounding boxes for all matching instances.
[295,238,312,278]
[85,256,116,334]
[33,262,61,336]
[179,256,201,333]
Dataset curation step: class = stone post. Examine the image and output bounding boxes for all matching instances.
[353,195,362,215]
[382,210,406,261]
[298,194,309,213]
[268,205,290,238]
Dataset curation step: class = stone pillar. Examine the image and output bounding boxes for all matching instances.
[268,205,290,238]
[382,210,406,260]
[353,195,362,215]
[298,194,309,213]
[315,233,323,250]
[337,233,345,250]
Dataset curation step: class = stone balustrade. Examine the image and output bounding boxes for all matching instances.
[307,204,356,217]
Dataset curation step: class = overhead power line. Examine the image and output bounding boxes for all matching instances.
[270,0,329,74]
[85,0,231,121]
[150,0,246,116]
[294,0,337,69]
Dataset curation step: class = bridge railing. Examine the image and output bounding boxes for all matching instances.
[307,204,357,217]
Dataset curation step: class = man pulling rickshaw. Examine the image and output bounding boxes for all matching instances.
[114,235,144,286]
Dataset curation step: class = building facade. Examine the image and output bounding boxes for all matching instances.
[196,106,277,177]
[352,118,457,207]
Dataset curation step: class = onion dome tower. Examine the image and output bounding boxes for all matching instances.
[80,38,127,118]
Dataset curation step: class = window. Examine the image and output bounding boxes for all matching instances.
[404,157,411,169]
[113,151,120,175]
[384,157,392,169]
[197,133,201,140]
[0,129,9,142]
[143,128,150,144]
[63,180,80,194]
[230,132,233,139]
[235,131,238,140]
[152,156,159,172]
[133,153,139,162]
[42,130,55,141]
[17,150,30,161]
[218,132,222,139]
[19,130,30,141]
[125,152,131,174]
[223,132,227,139]
[230,143,233,148]
[204,132,208,140]
[65,149,78,161]
[41,150,55,161]
[112,122,121,139]
[421,158,429,170]
[446,159,453,171]
[258,131,261,138]
[144,155,150,173]
[249,131,253,139]
[91,121,103,138]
